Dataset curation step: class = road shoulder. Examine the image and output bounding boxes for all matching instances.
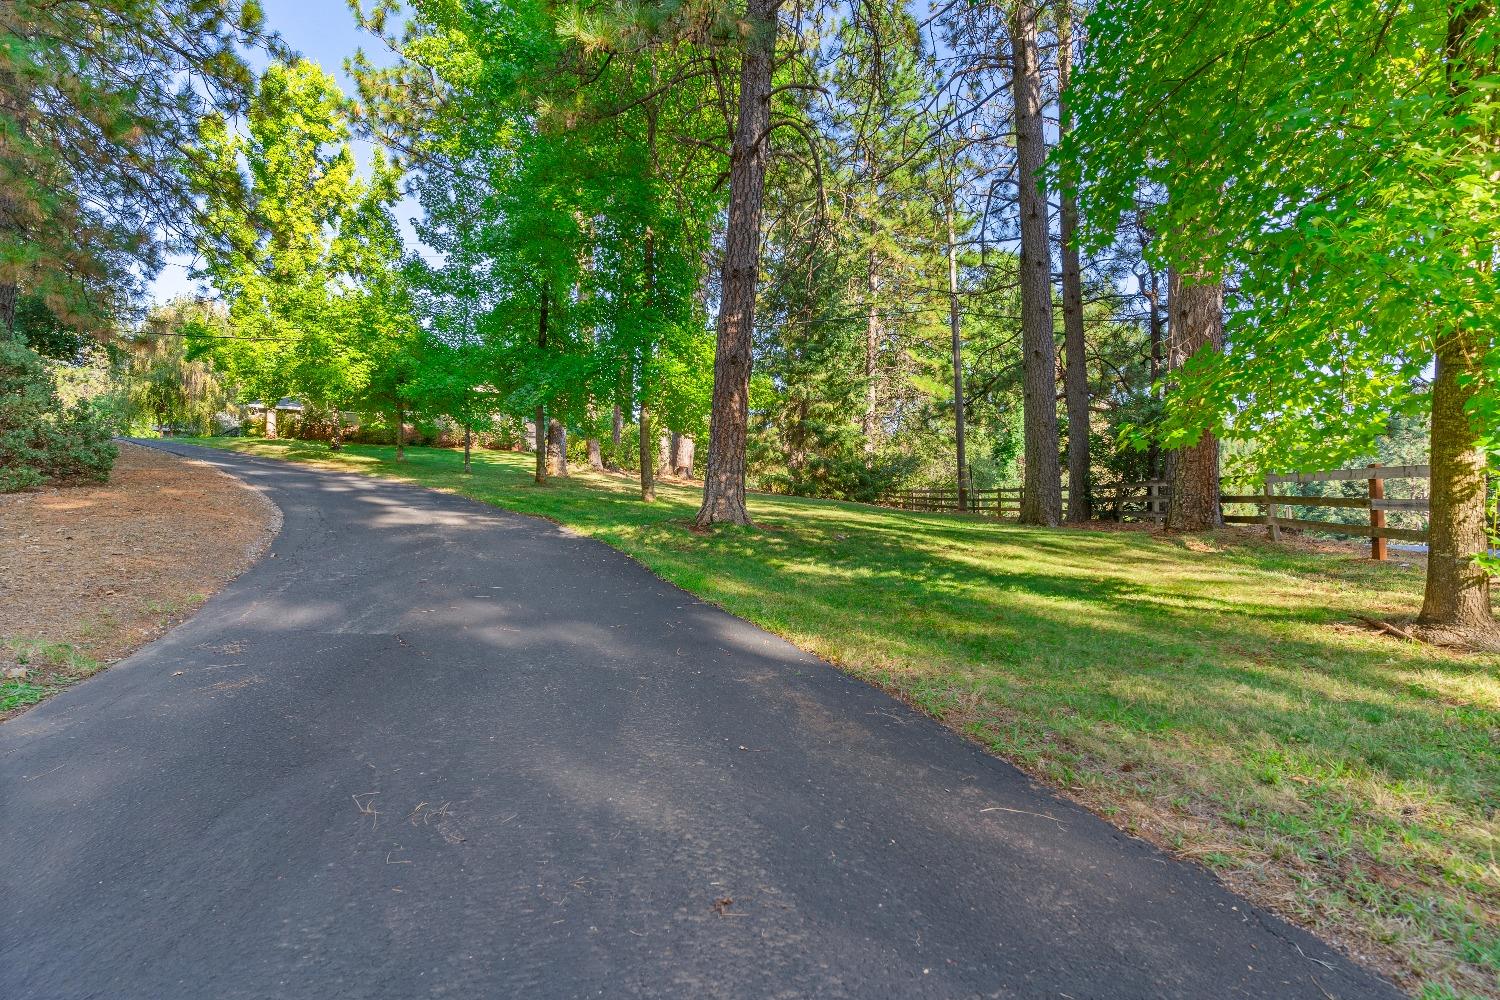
[1,441,280,719]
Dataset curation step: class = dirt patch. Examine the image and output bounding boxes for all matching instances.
[0,442,279,718]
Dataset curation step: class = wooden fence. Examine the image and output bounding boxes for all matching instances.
[882,482,1161,520]
[1222,465,1430,560]
[884,485,1068,518]
[878,464,1433,561]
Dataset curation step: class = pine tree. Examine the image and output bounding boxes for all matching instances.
[0,1,276,338]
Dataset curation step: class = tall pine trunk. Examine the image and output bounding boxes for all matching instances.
[696,0,778,528]
[946,198,968,513]
[1058,4,1091,523]
[394,401,405,461]
[1013,0,1062,526]
[1163,268,1223,531]
[1145,264,1164,480]
[640,160,659,503]
[863,248,880,455]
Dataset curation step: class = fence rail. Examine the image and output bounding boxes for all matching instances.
[884,485,1052,517]
[876,464,1434,561]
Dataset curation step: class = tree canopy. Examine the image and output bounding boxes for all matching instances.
[5,0,1496,636]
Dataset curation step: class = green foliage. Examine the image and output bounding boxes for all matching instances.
[191,59,416,428]
[354,0,720,456]
[0,0,277,338]
[119,302,231,435]
[0,340,116,492]
[1065,0,1500,474]
[13,295,92,360]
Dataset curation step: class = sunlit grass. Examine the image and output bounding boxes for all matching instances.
[1,638,103,713]
[194,436,1498,998]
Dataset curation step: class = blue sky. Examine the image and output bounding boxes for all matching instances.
[151,0,408,303]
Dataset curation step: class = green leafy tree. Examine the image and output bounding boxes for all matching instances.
[194,59,412,445]
[1066,0,1499,644]
[352,0,719,495]
[122,299,232,436]
[339,157,420,451]
[406,170,497,472]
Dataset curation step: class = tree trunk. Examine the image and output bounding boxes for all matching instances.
[658,433,673,477]
[394,401,405,460]
[265,406,277,440]
[587,437,604,470]
[696,0,778,528]
[674,435,695,478]
[548,418,568,477]
[1145,264,1164,480]
[534,407,546,484]
[534,283,549,484]
[1419,331,1496,637]
[1058,4,1091,523]
[1163,268,1224,531]
[788,397,809,480]
[463,426,472,474]
[612,404,623,449]
[330,410,343,452]
[1416,0,1498,644]
[946,198,968,513]
[863,248,881,456]
[638,403,655,502]
[1013,0,1062,526]
[0,283,17,341]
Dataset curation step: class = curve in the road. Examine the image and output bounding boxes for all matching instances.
[0,441,1402,999]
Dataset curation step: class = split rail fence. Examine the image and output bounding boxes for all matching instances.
[878,464,1434,561]
[882,485,1060,518]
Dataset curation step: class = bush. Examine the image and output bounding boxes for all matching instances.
[0,340,117,492]
[756,450,918,504]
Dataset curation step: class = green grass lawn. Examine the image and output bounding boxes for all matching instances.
[192,436,1497,998]
[1,639,102,715]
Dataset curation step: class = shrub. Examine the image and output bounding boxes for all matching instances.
[0,340,117,492]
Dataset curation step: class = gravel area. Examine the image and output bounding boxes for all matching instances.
[1,442,279,718]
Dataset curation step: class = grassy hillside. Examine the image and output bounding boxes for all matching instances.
[192,437,1498,998]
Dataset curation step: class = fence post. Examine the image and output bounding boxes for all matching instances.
[1266,474,1281,542]
[1369,463,1387,561]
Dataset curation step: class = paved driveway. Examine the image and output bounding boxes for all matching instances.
[0,442,1401,998]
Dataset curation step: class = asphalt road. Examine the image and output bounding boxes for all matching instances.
[1,441,1402,999]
